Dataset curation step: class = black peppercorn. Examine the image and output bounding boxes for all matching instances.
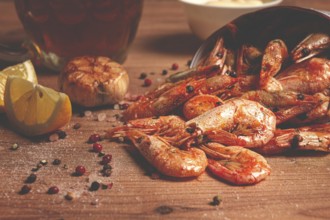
[52,159,61,165]
[25,174,37,183]
[19,185,31,195]
[90,181,100,191]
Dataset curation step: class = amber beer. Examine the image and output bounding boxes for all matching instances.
[14,0,143,69]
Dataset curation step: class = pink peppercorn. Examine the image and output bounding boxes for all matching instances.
[75,165,86,176]
[102,154,112,164]
[88,134,101,143]
[171,63,179,70]
[48,186,59,194]
[144,78,152,87]
[92,143,103,153]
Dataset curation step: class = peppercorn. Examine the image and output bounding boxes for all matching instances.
[102,154,112,164]
[186,85,194,93]
[88,134,101,143]
[75,165,86,176]
[73,123,81,130]
[25,173,37,183]
[19,185,31,195]
[56,130,67,139]
[102,164,113,177]
[171,63,179,70]
[139,72,147,79]
[144,78,152,87]
[210,195,222,206]
[90,181,100,191]
[52,159,61,165]
[92,143,103,153]
[48,186,59,194]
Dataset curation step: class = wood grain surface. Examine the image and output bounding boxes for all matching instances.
[0,0,330,219]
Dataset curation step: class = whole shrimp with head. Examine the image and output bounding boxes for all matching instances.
[107,98,275,185]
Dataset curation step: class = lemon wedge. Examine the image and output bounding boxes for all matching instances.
[4,76,72,136]
[0,60,38,112]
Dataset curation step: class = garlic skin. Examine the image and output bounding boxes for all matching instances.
[59,56,129,107]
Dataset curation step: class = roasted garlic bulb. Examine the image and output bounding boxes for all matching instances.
[59,56,129,107]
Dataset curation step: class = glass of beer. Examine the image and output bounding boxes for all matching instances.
[13,0,143,70]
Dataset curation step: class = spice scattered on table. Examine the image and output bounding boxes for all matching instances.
[48,133,60,142]
[139,72,147,79]
[101,164,113,177]
[209,195,222,206]
[52,159,61,165]
[25,173,37,184]
[48,186,59,194]
[143,78,152,87]
[88,134,102,143]
[73,123,81,130]
[19,185,31,195]
[75,165,86,176]
[97,113,107,122]
[90,181,100,191]
[92,143,103,153]
[171,63,179,70]
[10,143,19,151]
[56,130,67,139]
[101,154,112,164]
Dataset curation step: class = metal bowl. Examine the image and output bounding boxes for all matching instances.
[190,6,330,67]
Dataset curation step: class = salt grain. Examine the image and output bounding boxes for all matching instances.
[113,104,120,110]
[49,133,59,142]
[84,111,93,117]
[97,113,107,122]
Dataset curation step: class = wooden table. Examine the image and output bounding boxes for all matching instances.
[0,0,330,219]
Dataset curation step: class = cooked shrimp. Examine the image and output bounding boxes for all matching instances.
[236,44,262,75]
[198,38,227,68]
[200,143,271,185]
[256,126,330,155]
[260,39,288,89]
[187,98,276,148]
[291,33,330,63]
[123,74,238,120]
[107,115,189,147]
[276,58,330,95]
[122,129,208,178]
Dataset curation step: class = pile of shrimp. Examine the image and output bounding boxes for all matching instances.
[106,33,330,185]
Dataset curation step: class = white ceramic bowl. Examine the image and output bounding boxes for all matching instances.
[180,0,283,39]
